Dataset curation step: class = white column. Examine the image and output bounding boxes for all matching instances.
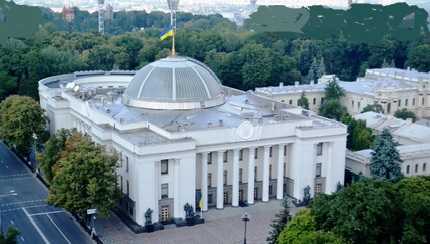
[216,150,224,209]
[173,159,181,218]
[247,147,256,204]
[201,152,208,211]
[232,149,240,207]
[262,146,270,202]
[326,139,346,193]
[277,144,285,200]
[290,140,315,200]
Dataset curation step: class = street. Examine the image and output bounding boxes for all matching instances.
[0,142,93,244]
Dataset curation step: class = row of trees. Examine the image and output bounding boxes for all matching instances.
[270,176,430,244]
[1,21,430,101]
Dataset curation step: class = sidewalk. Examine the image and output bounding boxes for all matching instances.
[96,200,293,244]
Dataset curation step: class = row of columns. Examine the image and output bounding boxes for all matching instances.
[200,144,286,211]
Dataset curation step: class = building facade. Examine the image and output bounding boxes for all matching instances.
[255,68,430,118]
[39,56,347,226]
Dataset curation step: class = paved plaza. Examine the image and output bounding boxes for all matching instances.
[96,200,299,244]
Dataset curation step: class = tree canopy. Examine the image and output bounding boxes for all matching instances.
[0,95,46,155]
[370,128,403,180]
[394,108,417,122]
[362,103,384,113]
[297,92,309,110]
[342,115,374,151]
[48,132,119,217]
[0,227,19,244]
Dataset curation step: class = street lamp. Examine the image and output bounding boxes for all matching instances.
[241,212,250,244]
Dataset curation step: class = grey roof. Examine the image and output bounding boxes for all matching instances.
[123,56,225,110]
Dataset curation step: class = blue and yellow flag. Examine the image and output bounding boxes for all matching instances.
[160,29,174,41]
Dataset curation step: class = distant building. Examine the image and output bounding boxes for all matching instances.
[255,68,430,119]
[62,6,75,23]
[39,56,347,227]
[105,3,114,22]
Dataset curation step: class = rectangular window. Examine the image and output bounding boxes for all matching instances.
[255,148,258,159]
[413,98,416,106]
[415,164,418,173]
[208,194,213,204]
[126,180,130,196]
[254,166,258,181]
[313,98,316,105]
[126,156,129,173]
[423,97,425,106]
[289,100,293,105]
[223,151,228,163]
[398,100,401,107]
[269,147,273,157]
[269,185,273,195]
[161,160,168,175]
[284,163,286,176]
[208,173,212,187]
[284,145,287,156]
[120,176,123,193]
[321,97,324,105]
[239,149,244,161]
[223,170,228,185]
[405,99,409,106]
[208,152,212,165]
[269,165,273,179]
[423,163,427,172]
[406,165,410,174]
[161,183,169,199]
[317,143,323,156]
[315,183,322,194]
[316,163,322,177]
[352,100,354,107]
[239,168,243,183]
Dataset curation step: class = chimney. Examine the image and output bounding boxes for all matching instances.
[294,81,299,87]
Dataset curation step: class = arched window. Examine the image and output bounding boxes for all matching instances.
[406,165,410,174]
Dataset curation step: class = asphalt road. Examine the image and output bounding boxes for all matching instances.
[0,142,93,244]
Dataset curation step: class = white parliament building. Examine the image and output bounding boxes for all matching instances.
[39,56,347,226]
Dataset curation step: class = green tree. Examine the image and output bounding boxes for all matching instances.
[370,129,402,180]
[0,71,17,101]
[394,108,416,122]
[267,198,291,244]
[239,43,274,90]
[48,132,118,217]
[324,79,345,100]
[0,96,46,156]
[319,99,347,121]
[37,129,72,182]
[342,115,374,151]
[362,103,384,113]
[277,209,344,244]
[297,92,309,109]
[311,180,402,244]
[0,227,20,244]
[408,44,430,72]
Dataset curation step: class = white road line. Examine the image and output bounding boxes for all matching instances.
[47,214,72,244]
[22,207,51,244]
[30,211,65,216]
[0,193,18,198]
[1,199,45,207]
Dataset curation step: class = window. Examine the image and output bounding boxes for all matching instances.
[415,164,418,173]
[120,176,123,193]
[406,165,410,174]
[254,166,258,181]
[126,156,129,173]
[405,99,409,106]
[239,149,244,161]
[284,163,287,176]
[313,98,316,105]
[423,163,427,172]
[223,192,229,204]
[254,148,258,159]
[316,163,322,177]
[223,151,228,163]
[284,145,287,156]
[269,165,273,179]
[161,160,168,175]
[413,98,416,106]
[352,100,354,107]
[321,97,324,105]
[208,152,212,164]
[315,183,322,194]
[208,173,212,187]
[398,100,401,107]
[239,168,243,183]
[161,183,169,199]
[316,143,323,156]
[223,170,228,185]
[289,100,293,105]
[126,180,130,196]
[387,103,391,114]
[118,152,123,168]
[208,194,213,204]
[423,97,425,106]
[358,102,361,111]
[269,185,273,195]
[269,147,273,157]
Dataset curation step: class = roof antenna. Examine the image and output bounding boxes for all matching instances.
[167,0,179,57]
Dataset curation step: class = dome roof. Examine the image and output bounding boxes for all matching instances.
[123,56,225,110]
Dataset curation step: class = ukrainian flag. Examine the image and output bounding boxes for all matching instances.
[160,29,174,41]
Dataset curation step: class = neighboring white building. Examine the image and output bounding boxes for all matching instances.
[346,144,430,178]
[354,111,430,145]
[39,56,347,226]
[255,68,430,118]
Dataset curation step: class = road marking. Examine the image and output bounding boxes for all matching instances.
[23,207,51,244]
[1,199,45,207]
[30,211,65,216]
[0,193,18,198]
[47,214,72,244]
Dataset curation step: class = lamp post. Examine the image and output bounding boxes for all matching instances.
[241,212,250,244]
